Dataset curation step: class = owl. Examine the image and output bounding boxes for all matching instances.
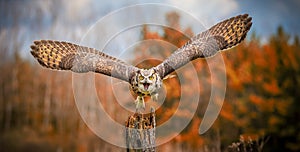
[30,14,252,112]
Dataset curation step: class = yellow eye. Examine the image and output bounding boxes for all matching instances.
[149,75,154,80]
[139,76,144,80]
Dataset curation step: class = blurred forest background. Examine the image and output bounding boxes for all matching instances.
[1,2,300,152]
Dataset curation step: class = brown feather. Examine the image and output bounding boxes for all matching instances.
[154,14,252,78]
[30,40,138,82]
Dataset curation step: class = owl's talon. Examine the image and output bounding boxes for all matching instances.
[135,96,145,112]
[151,93,159,102]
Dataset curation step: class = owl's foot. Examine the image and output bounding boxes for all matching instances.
[151,93,158,102]
[135,96,145,112]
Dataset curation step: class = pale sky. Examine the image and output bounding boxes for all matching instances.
[0,0,299,58]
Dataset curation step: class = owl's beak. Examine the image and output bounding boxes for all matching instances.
[143,83,150,90]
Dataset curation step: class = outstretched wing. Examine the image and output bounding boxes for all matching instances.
[154,14,252,78]
[30,40,138,82]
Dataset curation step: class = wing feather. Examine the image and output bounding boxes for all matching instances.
[154,14,252,78]
[30,40,138,82]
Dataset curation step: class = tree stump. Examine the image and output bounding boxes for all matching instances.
[125,107,156,152]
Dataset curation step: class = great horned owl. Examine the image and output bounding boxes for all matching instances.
[30,14,252,112]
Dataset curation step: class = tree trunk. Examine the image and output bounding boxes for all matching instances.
[125,107,156,152]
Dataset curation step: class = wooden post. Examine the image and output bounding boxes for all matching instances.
[125,107,156,152]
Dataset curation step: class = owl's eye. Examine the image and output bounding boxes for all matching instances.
[149,75,154,80]
[139,76,144,80]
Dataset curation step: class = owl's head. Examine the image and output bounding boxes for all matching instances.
[135,68,161,94]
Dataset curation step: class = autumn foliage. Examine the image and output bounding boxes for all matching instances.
[0,12,299,151]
